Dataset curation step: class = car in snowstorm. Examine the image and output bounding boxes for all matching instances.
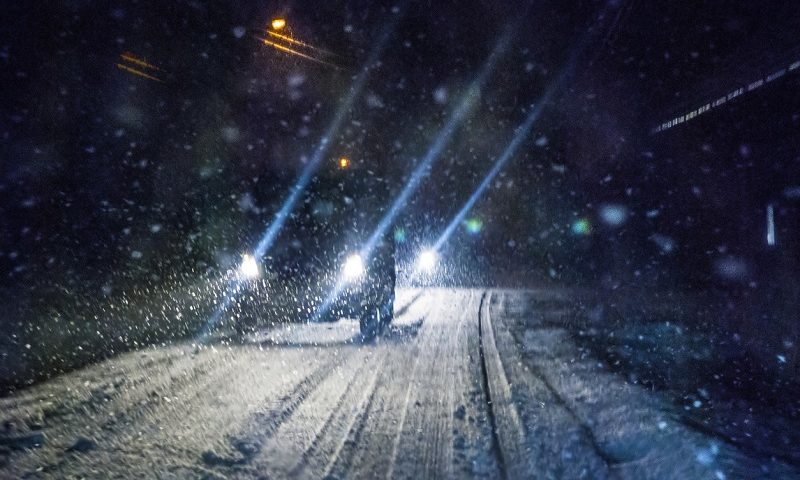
[232,164,396,337]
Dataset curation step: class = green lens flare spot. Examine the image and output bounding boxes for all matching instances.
[393,226,406,243]
[464,217,483,234]
[571,218,591,236]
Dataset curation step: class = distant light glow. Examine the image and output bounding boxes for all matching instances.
[260,38,339,68]
[599,203,629,228]
[238,254,260,279]
[393,226,406,243]
[267,30,336,57]
[116,52,163,83]
[464,217,483,234]
[416,249,437,272]
[571,218,591,236]
[342,254,364,280]
[120,52,161,71]
[260,25,342,68]
[650,234,676,254]
[339,157,350,169]
[715,257,749,282]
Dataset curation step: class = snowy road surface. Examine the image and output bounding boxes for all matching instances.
[1,289,797,479]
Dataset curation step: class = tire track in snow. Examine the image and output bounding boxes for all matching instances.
[477,291,508,479]
[384,291,437,479]
[201,347,356,469]
[9,347,239,477]
[284,351,376,477]
[322,351,385,479]
[385,289,480,478]
[496,293,617,469]
[481,290,613,478]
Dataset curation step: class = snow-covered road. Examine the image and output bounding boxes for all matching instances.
[1,289,797,479]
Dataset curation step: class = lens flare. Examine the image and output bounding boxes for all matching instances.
[432,98,548,252]
[393,226,406,243]
[599,203,629,227]
[571,218,591,236]
[464,217,483,234]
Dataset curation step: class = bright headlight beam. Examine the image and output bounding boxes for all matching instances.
[360,26,514,260]
[432,1,616,253]
[253,18,399,261]
[194,12,403,341]
[309,22,522,325]
[432,99,547,252]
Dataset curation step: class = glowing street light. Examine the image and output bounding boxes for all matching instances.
[339,157,350,169]
[271,18,287,30]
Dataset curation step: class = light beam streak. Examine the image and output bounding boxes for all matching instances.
[253,20,396,259]
[195,14,402,340]
[431,1,618,254]
[652,54,800,134]
[120,52,161,71]
[258,37,341,69]
[361,28,513,258]
[266,30,339,57]
[310,26,517,324]
[116,63,163,82]
[433,103,545,251]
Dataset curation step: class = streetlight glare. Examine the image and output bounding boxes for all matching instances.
[271,18,286,30]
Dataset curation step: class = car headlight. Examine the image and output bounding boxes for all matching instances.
[416,248,437,272]
[238,253,260,279]
[342,254,365,280]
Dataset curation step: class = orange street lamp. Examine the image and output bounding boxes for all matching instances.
[271,18,286,30]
